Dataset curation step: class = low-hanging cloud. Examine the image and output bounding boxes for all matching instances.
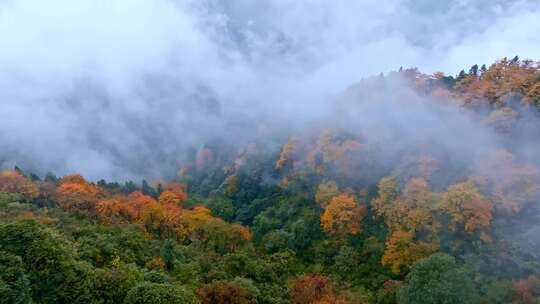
[0,0,539,180]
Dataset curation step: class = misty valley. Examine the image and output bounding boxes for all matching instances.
[2,58,540,303]
[2,0,540,303]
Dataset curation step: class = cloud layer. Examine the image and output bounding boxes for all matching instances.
[0,0,539,180]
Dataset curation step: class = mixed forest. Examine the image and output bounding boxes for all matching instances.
[2,57,540,303]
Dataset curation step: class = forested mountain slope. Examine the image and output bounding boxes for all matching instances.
[1,57,540,303]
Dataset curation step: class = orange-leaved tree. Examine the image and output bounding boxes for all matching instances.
[439,181,493,242]
[381,229,437,274]
[320,194,366,237]
[158,182,188,206]
[290,274,346,304]
[0,170,39,199]
[126,191,157,221]
[276,138,299,170]
[96,197,126,224]
[55,174,103,215]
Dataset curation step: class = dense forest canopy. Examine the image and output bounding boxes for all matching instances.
[2,58,540,303]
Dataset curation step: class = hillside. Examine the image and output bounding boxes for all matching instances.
[1,57,540,303]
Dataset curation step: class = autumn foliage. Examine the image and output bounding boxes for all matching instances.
[320,194,366,236]
[0,170,253,252]
[513,276,539,304]
[0,170,39,199]
[439,181,493,241]
[381,229,437,274]
[158,182,188,205]
[290,274,346,304]
[197,281,256,304]
[3,57,540,303]
[473,149,539,213]
[55,174,103,215]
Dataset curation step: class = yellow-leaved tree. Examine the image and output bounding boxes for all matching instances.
[439,181,493,242]
[320,194,366,237]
